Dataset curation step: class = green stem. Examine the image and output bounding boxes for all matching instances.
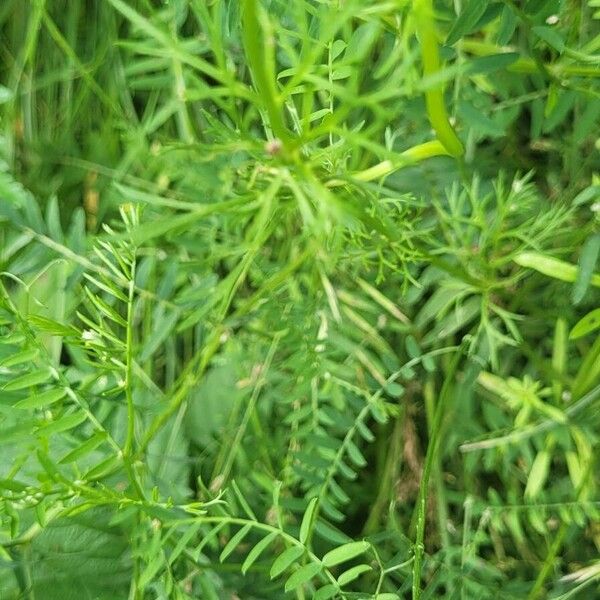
[327,140,451,187]
[413,0,464,158]
[412,350,463,599]
[424,378,450,555]
[215,333,281,484]
[124,260,137,458]
[241,0,290,146]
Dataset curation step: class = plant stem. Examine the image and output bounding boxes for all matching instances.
[124,257,137,458]
[241,0,290,147]
[412,350,463,599]
[413,0,464,158]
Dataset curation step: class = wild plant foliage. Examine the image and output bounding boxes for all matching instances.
[1,1,600,599]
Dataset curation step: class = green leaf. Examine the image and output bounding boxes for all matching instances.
[231,480,257,520]
[320,499,345,522]
[330,39,346,61]
[337,564,372,586]
[36,411,87,435]
[284,562,322,592]
[328,479,350,505]
[314,519,352,545]
[322,541,370,567]
[84,287,128,326]
[497,6,517,45]
[219,524,252,562]
[139,552,166,589]
[514,252,600,286]
[525,451,551,500]
[343,22,380,64]
[467,52,519,75]
[574,185,600,206]
[573,233,600,304]
[15,387,67,409]
[59,433,107,464]
[241,531,278,574]
[4,368,53,391]
[405,335,421,359]
[357,278,409,323]
[83,273,128,303]
[544,90,577,132]
[346,441,367,468]
[29,315,79,337]
[84,454,122,480]
[525,0,548,14]
[459,102,505,137]
[299,497,319,545]
[446,0,489,45]
[168,522,203,566]
[0,348,39,367]
[384,381,404,398]
[314,584,339,600]
[0,478,29,492]
[532,25,565,53]
[570,308,600,340]
[270,546,305,579]
[356,420,375,442]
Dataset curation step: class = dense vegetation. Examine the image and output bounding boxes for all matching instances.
[1,1,600,598]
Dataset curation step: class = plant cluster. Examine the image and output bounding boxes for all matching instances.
[1,1,599,599]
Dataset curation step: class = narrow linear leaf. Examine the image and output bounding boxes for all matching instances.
[4,369,52,391]
[231,480,257,520]
[299,497,319,545]
[357,278,409,323]
[570,308,600,340]
[59,432,107,464]
[270,546,305,579]
[28,315,79,337]
[573,233,600,304]
[314,520,352,545]
[446,0,488,45]
[169,522,203,566]
[36,411,87,435]
[139,553,166,589]
[0,348,38,367]
[15,387,67,409]
[220,524,252,562]
[84,287,128,326]
[83,273,128,303]
[84,454,122,480]
[241,531,278,574]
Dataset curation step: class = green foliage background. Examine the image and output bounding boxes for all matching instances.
[1,0,600,598]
